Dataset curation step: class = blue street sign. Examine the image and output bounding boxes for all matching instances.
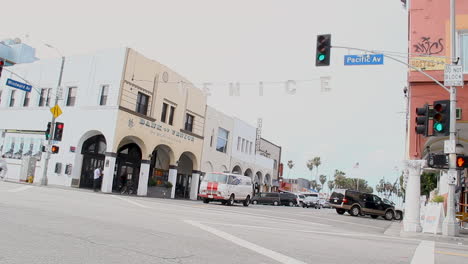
[6,78,32,92]
[344,54,384,66]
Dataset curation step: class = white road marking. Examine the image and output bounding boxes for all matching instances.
[411,241,435,264]
[7,185,34,193]
[185,220,307,264]
[295,212,385,230]
[112,195,150,208]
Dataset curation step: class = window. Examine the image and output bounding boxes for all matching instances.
[46,88,52,106]
[161,103,168,122]
[100,85,109,106]
[216,127,229,153]
[66,87,77,106]
[249,142,253,154]
[210,129,214,147]
[237,137,241,151]
[23,92,31,107]
[168,106,175,125]
[241,139,245,152]
[136,92,149,115]
[9,90,15,107]
[39,88,47,106]
[185,113,194,132]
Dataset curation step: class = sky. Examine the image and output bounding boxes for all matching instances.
[1,0,408,191]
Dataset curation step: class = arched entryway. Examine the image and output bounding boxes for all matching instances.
[175,152,197,199]
[114,143,142,194]
[254,171,262,195]
[264,174,271,192]
[80,135,106,189]
[244,168,253,177]
[232,165,242,174]
[148,145,174,186]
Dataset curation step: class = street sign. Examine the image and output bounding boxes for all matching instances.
[444,140,456,154]
[344,54,384,65]
[444,65,463,86]
[6,78,32,92]
[50,104,63,118]
[447,170,457,185]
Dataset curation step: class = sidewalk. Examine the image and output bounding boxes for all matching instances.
[384,221,468,244]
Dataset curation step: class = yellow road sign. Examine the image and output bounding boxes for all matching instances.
[50,104,63,118]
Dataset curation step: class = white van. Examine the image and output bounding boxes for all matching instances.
[198,172,253,206]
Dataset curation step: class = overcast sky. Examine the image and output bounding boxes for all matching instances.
[2,0,408,190]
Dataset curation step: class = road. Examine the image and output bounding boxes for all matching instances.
[0,181,466,264]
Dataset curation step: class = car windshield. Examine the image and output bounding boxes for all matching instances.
[383,198,395,205]
[203,173,228,184]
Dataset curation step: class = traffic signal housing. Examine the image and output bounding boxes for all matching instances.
[415,104,429,136]
[45,122,52,140]
[0,60,4,78]
[51,145,60,154]
[432,100,450,136]
[456,155,468,169]
[53,122,64,141]
[316,34,331,66]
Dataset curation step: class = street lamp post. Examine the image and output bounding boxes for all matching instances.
[40,44,65,186]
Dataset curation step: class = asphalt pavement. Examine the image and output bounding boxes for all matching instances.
[0,181,467,264]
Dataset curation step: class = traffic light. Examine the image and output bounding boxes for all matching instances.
[316,34,331,66]
[51,145,59,154]
[53,122,64,141]
[0,60,4,78]
[432,100,450,136]
[45,122,52,140]
[427,153,448,169]
[415,104,429,136]
[456,155,468,169]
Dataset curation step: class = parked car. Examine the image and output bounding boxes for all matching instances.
[279,192,298,206]
[198,172,253,206]
[252,192,281,206]
[303,195,320,208]
[319,199,332,208]
[296,194,306,206]
[0,158,7,179]
[329,189,402,220]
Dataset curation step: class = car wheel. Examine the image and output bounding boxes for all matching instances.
[336,208,345,215]
[394,211,403,221]
[243,196,250,207]
[350,206,361,216]
[288,201,294,207]
[252,200,258,205]
[384,210,394,221]
[273,201,279,206]
[226,194,235,206]
[302,204,306,208]
[203,198,209,204]
[371,215,379,219]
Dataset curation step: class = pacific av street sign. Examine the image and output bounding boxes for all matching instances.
[344,54,384,65]
[6,78,32,92]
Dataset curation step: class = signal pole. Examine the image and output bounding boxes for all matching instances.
[442,0,459,236]
[40,56,65,186]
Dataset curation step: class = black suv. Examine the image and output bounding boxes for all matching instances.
[279,192,298,206]
[329,189,403,220]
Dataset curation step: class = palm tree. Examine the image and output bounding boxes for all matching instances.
[319,175,327,192]
[306,159,314,180]
[316,184,322,193]
[287,160,294,179]
[311,180,318,190]
[312,157,321,183]
[327,180,335,193]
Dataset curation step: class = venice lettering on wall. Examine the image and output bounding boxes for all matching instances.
[131,118,195,142]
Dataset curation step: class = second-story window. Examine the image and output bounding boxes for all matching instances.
[23,92,31,107]
[168,106,175,125]
[39,88,47,106]
[216,127,229,153]
[161,103,168,122]
[100,85,109,106]
[46,88,52,106]
[185,113,194,132]
[66,87,77,106]
[9,90,16,107]
[136,92,149,115]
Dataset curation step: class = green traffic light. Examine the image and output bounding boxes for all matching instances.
[318,54,326,61]
[434,123,444,132]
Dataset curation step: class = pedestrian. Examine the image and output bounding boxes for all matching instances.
[93,167,102,192]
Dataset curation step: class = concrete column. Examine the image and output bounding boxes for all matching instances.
[403,160,426,233]
[137,160,150,196]
[101,153,116,193]
[168,165,178,199]
[190,171,201,200]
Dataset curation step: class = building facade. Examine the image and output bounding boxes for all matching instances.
[407,0,468,212]
[0,48,207,200]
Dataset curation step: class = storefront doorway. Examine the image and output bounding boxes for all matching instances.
[80,135,106,189]
[114,143,142,194]
[175,152,195,199]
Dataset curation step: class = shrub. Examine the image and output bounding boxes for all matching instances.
[432,195,444,203]
[163,181,173,189]
[148,178,157,187]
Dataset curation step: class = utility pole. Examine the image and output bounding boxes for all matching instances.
[40,56,65,186]
[442,0,459,237]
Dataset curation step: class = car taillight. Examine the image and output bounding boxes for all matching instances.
[342,198,348,203]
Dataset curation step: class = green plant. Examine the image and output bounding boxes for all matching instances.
[163,181,173,189]
[432,195,444,203]
[148,178,157,187]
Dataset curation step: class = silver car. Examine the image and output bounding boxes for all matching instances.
[0,158,7,179]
